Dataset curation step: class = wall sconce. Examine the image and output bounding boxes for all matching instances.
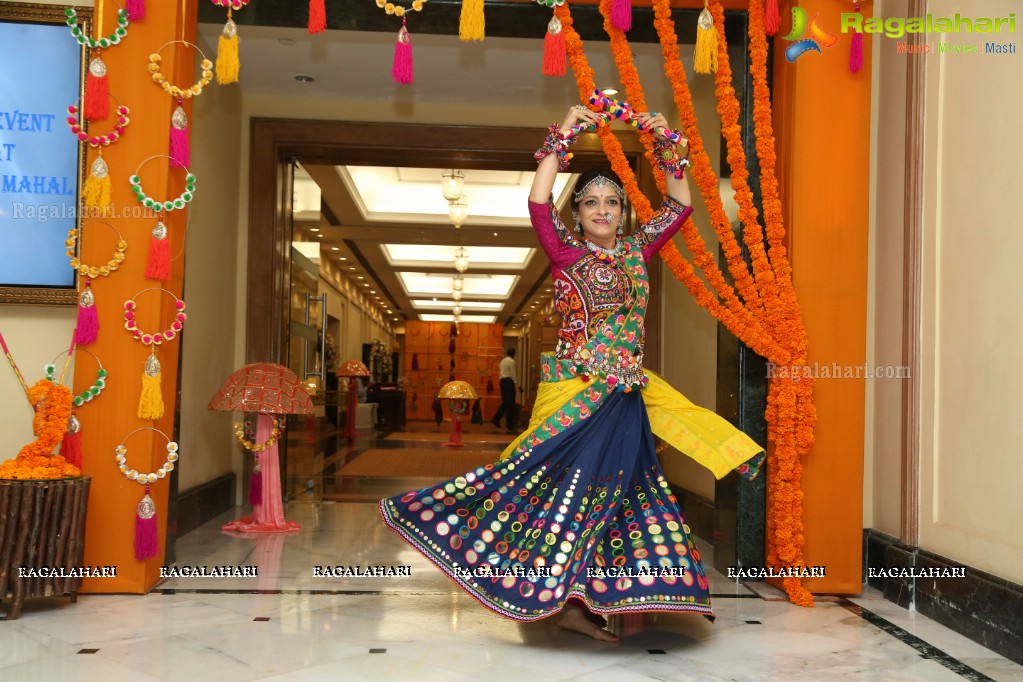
[441,169,465,202]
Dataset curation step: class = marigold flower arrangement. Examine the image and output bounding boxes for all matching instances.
[0,379,82,480]
[557,0,817,607]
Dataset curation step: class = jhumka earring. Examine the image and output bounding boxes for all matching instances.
[572,210,582,234]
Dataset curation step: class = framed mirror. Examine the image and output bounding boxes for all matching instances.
[0,2,89,305]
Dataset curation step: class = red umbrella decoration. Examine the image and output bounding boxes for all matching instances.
[208,363,312,533]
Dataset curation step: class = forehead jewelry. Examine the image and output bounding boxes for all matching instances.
[124,288,187,420]
[149,41,213,168]
[573,175,625,203]
[68,221,127,347]
[114,427,180,559]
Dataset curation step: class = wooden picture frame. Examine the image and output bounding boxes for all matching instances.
[0,2,89,305]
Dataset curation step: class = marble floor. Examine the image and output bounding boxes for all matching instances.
[3,426,1022,681]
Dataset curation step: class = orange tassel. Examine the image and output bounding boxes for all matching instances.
[309,0,326,34]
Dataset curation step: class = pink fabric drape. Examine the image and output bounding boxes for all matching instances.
[222,413,300,533]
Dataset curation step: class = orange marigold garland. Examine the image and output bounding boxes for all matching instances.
[0,379,81,480]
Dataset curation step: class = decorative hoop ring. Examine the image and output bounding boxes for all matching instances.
[148,41,213,100]
[114,427,179,485]
[67,220,127,279]
[66,6,129,50]
[67,95,130,148]
[130,155,197,213]
[124,288,187,346]
[47,348,108,406]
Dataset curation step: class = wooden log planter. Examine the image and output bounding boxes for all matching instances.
[0,477,91,620]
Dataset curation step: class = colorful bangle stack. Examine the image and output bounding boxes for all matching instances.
[67,103,130,147]
[534,123,576,171]
[652,137,690,179]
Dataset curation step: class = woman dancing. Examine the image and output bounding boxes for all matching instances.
[381,105,764,641]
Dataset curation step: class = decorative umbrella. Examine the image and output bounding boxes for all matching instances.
[336,360,370,443]
[208,363,312,533]
[438,380,478,448]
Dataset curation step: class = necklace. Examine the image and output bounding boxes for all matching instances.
[585,238,624,262]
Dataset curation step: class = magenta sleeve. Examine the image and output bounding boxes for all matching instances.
[639,197,693,262]
[528,199,583,273]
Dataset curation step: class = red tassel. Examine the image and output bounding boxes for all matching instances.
[309,0,326,34]
[249,461,263,506]
[135,492,159,560]
[610,0,632,32]
[850,31,863,73]
[542,16,566,77]
[62,430,83,469]
[392,20,414,85]
[412,352,419,370]
[74,279,99,345]
[169,104,190,168]
[84,57,109,121]
[146,221,171,280]
[765,0,780,36]
[126,0,145,21]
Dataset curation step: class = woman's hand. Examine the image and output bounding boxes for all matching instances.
[634,111,670,134]
[560,104,603,135]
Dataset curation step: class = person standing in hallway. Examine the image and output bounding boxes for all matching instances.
[491,348,519,433]
[382,104,764,643]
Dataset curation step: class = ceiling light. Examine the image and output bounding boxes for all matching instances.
[294,74,316,83]
[601,86,619,96]
[441,169,465,202]
[363,283,369,287]
[452,276,463,292]
[310,228,319,232]
[448,195,469,228]
[454,247,469,273]
[331,247,338,251]
[452,289,462,302]
[357,276,364,280]
[453,305,462,316]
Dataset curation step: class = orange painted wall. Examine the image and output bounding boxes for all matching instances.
[770,0,871,594]
[76,0,197,593]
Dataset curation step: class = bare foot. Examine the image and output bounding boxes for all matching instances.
[554,605,618,642]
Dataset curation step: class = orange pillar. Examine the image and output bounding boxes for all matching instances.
[771,0,872,594]
[76,0,197,593]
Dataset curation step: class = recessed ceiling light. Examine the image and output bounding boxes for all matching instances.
[370,290,376,294]
[309,228,319,232]
[357,276,364,280]
[349,267,356,270]
[363,283,369,287]
[294,74,315,83]
[278,38,297,47]
[331,247,339,251]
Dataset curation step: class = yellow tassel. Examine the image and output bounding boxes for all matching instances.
[138,353,164,420]
[216,15,240,85]
[83,156,112,217]
[459,0,485,42]
[694,5,718,74]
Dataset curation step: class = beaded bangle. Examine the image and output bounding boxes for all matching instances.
[123,288,187,346]
[66,7,129,49]
[114,427,179,484]
[234,416,283,452]
[67,101,130,148]
[67,221,127,278]
[652,137,691,179]
[130,155,197,212]
[45,349,108,407]
[211,0,250,8]
[148,42,213,99]
[534,123,576,172]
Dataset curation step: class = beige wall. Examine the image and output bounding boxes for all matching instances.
[176,38,243,493]
[867,0,1023,584]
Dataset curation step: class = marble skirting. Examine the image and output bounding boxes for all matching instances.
[863,528,1023,666]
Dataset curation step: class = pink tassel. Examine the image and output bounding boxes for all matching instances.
[62,430,83,469]
[249,461,263,506]
[392,20,414,85]
[135,492,159,560]
[126,0,145,21]
[610,0,632,32]
[309,0,326,34]
[169,103,190,168]
[84,57,109,121]
[765,0,780,36]
[146,226,171,280]
[74,279,99,346]
[850,31,863,73]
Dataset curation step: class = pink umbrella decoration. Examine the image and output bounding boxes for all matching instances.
[208,363,311,533]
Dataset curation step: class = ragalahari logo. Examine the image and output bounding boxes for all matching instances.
[782,7,839,62]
